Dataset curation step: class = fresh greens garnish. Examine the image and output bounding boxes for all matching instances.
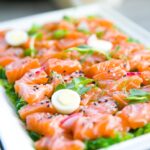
[68,45,94,55]
[63,16,76,23]
[55,77,94,95]
[111,45,120,56]
[96,31,104,39]
[28,24,42,35]
[87,15,98,19]
[16,98,27,111]
[126,89,150,103]
[24,32,43,57]
[127,37,140,43]
[85,123,150,150]
[132,123,150,137]
[77,28,90,34]
[28,131,42,141]
[67,44,111,60]
[0,79,27,110]
[0,66,6,79]
[53,29,68,39]
[85,133,133,150]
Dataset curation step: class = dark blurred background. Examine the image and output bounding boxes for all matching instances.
[0,0,150,31]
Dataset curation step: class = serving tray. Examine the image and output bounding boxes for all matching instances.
[0,3,150,150]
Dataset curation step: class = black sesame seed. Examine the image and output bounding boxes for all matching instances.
[48,116,52,119]
[92,81,96,84]
[123,64,127,68]
[93,102,97,106]
[29,74,32,77]
[107,70,110,73]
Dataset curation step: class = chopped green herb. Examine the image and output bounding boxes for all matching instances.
[24,32,43,57]
[0,79,18,105]
[132,123,150,137]
[85,132,133,150]
[87,15,98,19]
[96,31,104,39]
[16,98,27,111]
[0,66,6,79]
[53,29,68,39]
[111,45,120,56]
[28,24,42,35]
[68,45,94,55]
[127,37,140,43]
[0,79,26,110]
[55,77,94,95]
[67,45,112,60]
[50,71,64,83]
[77,28,90,34]
[126,89,150,103]
[28,131,42,141]
[63,16,76,23]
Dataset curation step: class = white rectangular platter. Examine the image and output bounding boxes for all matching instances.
[0,3,150,150]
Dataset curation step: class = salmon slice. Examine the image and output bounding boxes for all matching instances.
[111,42,143,60]
[16,68,48,84]
[93,66,126,80]
[6,57,40,83]
[56,38,86,50]
[0,32,8,52]
[19,99,57,120]
[80,98,118,116]
[61,114,129,140]
[117,103,150,129]
[112,75,143,91]
[15,83,53,104]
[43,58,82,75]
[0,48,23,67]
[137,61,150,72]
[81,87,102,105]
[26,113,66,136]
[0,47,23,57]
[140,71,150,85]
[112,91,128,108]
[129,50,150,70]
[35,134,85,150]
[103,29,127,44]
[85,59,130,77]
[0,56,19,67]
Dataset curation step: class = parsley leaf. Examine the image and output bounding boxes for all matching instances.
[85,132,133,150]
[28,24,42,35]
[126,89,150,103]
[67,44,112,60]
[28,131,42,141]
[132,123,150,137]
[127,37,140,43]
[67,45,94,55]
[24,32,43,57]
[55,77,94,95]
[0,79,27,110]
[53,29,68,39]
[16,98,27,111]
[0,66,6,79]
[63,16,77,23]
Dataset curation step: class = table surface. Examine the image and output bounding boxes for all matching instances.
[0,0,150,31]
